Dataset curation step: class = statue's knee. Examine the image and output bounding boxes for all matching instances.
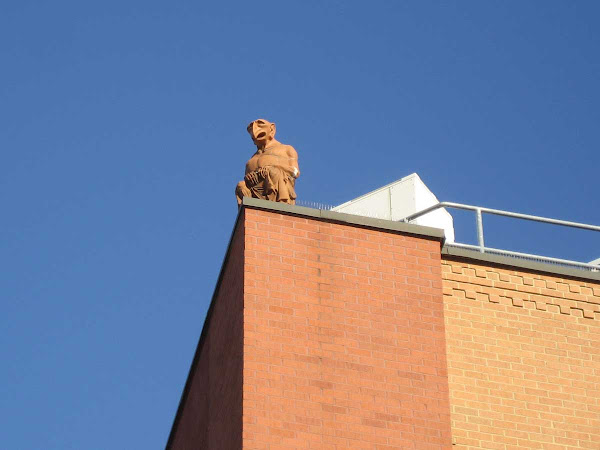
[236,181,251,198]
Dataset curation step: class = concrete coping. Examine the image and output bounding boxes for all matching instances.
[241,197,446,241]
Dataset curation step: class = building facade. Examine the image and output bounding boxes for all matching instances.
[167,198,600,449]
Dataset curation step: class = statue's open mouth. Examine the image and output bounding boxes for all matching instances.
[256,132,266,139]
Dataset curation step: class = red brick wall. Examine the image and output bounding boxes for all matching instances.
[168,203,600,449]
[442,257,600,449]
[242,208,451,449]
[169,213,245,449]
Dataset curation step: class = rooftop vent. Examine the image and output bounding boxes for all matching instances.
[331,173,455,242]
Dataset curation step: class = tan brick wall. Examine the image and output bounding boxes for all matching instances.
[442,257,600,449]
[243,208,452,449]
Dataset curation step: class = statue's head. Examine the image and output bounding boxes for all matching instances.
[247,119,276,148]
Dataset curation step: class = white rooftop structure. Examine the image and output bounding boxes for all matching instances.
[331,173,455,242]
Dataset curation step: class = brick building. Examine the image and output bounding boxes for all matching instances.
[166,197,600,449]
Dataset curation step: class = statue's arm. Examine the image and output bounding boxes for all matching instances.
[285,145,300,178]
[257,146,300,179]
[244,153,260,184]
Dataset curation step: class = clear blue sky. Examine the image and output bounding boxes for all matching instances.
[2,1,599,448]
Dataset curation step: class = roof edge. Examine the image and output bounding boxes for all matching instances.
[242,197,445,241]
[442,246,600,282]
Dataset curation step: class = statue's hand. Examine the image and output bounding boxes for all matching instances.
[258,166,270,178]
[281,166,299,178]
[245,171,259,185]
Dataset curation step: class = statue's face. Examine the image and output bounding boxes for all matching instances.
[247,119,274,146]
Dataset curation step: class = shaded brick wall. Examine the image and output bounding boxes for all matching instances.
[442,257,600,449]
[242,208,451,449]
[169,213,245,449]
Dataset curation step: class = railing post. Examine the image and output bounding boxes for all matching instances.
[476,208,485,253]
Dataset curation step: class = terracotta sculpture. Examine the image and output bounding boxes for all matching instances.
[235,119,300,206]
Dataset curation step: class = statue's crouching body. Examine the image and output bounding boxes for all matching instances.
[236,166,297,205]
[235,119,300,206]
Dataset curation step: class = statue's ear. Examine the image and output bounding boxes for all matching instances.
[270,122,276,136]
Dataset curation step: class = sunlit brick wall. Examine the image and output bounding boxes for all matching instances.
[242,208,452,449]
[442,258,600,449]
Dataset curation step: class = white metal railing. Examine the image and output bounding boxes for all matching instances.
[402,202,600,272]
